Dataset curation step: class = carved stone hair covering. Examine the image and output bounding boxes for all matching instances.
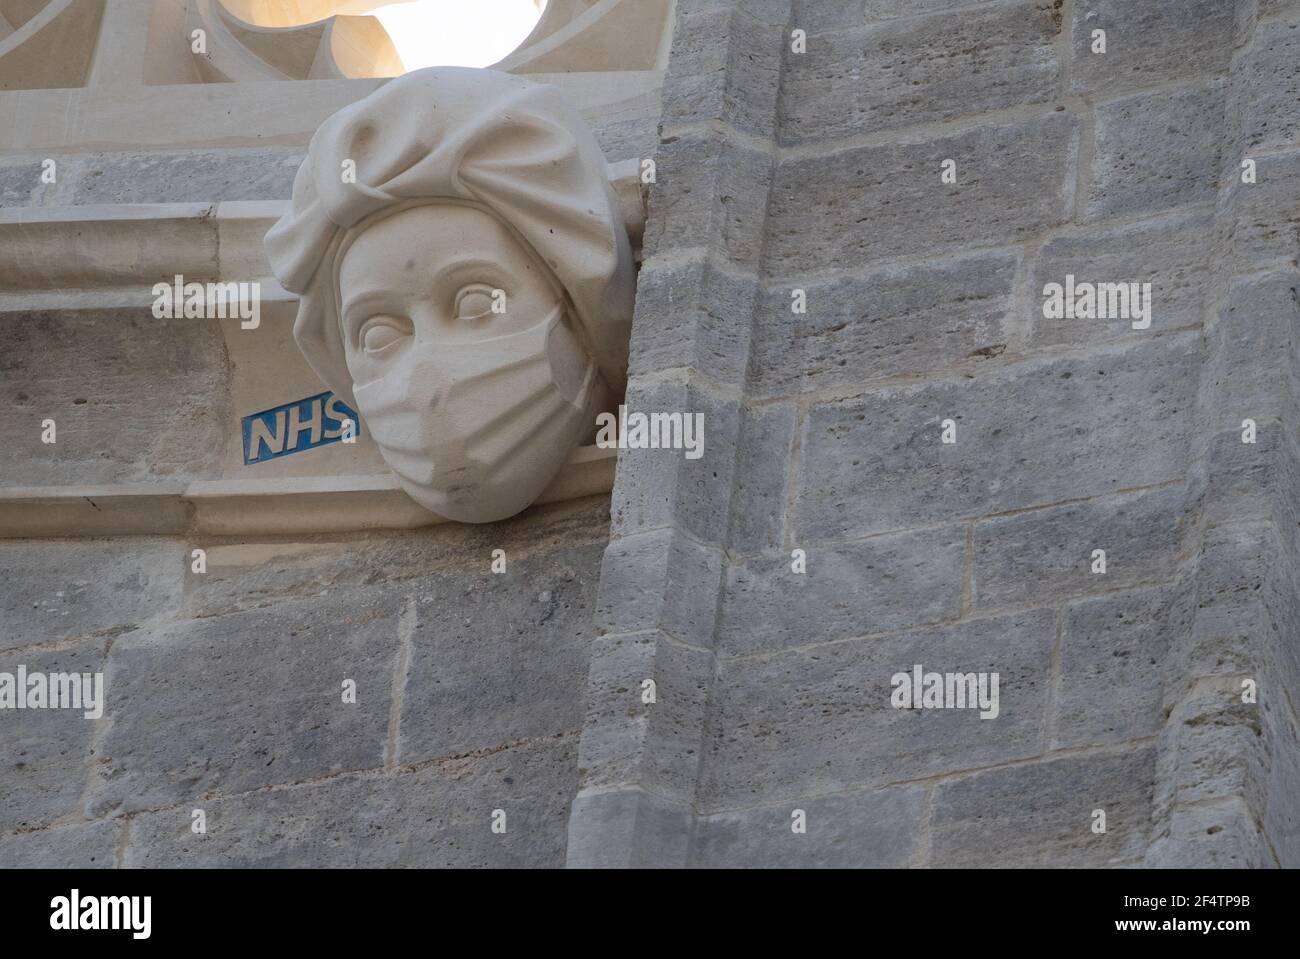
[264,66,634,409]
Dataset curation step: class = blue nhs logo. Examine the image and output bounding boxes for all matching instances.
[241,391,360,465]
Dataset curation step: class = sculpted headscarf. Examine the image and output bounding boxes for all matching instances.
[264,66,634,409]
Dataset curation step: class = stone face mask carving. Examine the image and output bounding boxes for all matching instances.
[264,67,635,523]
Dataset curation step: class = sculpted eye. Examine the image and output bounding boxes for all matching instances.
[359,315,409,354]
[454,284,498,321]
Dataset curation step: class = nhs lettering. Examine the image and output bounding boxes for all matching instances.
[242,391,359,465]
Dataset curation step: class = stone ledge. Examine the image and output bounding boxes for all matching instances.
[0,185,645,296]
[0,446,617,538]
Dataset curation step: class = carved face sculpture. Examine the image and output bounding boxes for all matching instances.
[264,67,634,523]
[336,203,606,521]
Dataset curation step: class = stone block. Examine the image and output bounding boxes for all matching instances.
[574,631,713,799]
[0,538,183,652]
[781,1,1060,144]
[930,747,1156,867]
[1070,0,1234,97]
[66,149,304,205]
[1055,584,1192,749]
[0,158,45,207]
[699,609,1055,807]
[751,250,1018,399]
[1088,81,1225,221]
[1146,800,1272,867]
[565,787,693,868]
[597,529,725,648]
[609,378,740,546]
[768,113,1076,273]
[181,496,610,619]
[87,590,401,816]
[1232,18,1300,154]
[0,313,231,486]
[126,735,577,867]
[0,641,105,833]
[642,130,774,268]
[727,401,797,553]
[719,524,965,655]
[1028,209,1213,347]
[1219,148,1300,275]
[796,335,1198,541]
[0,820,118,868]
[973,484,1191,609]
[396,542,604,763]
[693,783,925,866]
[628,254,758,389]
[662,6,785,138]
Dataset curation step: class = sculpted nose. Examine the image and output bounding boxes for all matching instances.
[408,365,449,410]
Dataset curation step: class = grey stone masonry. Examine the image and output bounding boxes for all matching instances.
[573,0,1300,867]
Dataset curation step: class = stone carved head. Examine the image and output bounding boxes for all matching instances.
[265,67,634,522]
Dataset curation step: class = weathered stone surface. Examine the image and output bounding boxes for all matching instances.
[0,314,231,486]
[628,254,758,389]
[87,591,401,816]
[63,150,303,205]
[796,335,1198,541]
[574,632,713,799]
[972,484,1191,609]
[396,542,603,764]
[751,250,1018,398]
[0,158,45,207]
[693,784,925,866]
[768,113,1076,273]
[126,735,577,867]
[1232,18,1300,154]
[1262,690,1300,866]
[1205,271,1300,430]
[781,1,1060,144]
[1218,148,1300,276]
[609,378,740,546]
[1029,209,1213,347]
[699,609,1055,807]
[0,820,118,868]
[182,497,610,619]
[662,6,785,138]
[642,130,773,268]
[1088,81,1225,221]
[930,747,1156,867]
[597,529,724,648]
[727,402,797,553]
[0,642,105,833]
[565,787,693,868]
[1146,799,1273,867]
[0,538,183,652]
[1161,680,1268,816]
[1070,0,1234,97]
[798,0,1003,29]
[586,91,666,162]
[1055,585,1192,749]
[719,524,965,655]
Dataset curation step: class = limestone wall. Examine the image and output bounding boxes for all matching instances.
[569,0,1300,867]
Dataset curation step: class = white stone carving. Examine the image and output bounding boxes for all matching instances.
[265,66,636,523]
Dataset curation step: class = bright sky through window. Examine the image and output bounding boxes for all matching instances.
[366,0,546,70]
